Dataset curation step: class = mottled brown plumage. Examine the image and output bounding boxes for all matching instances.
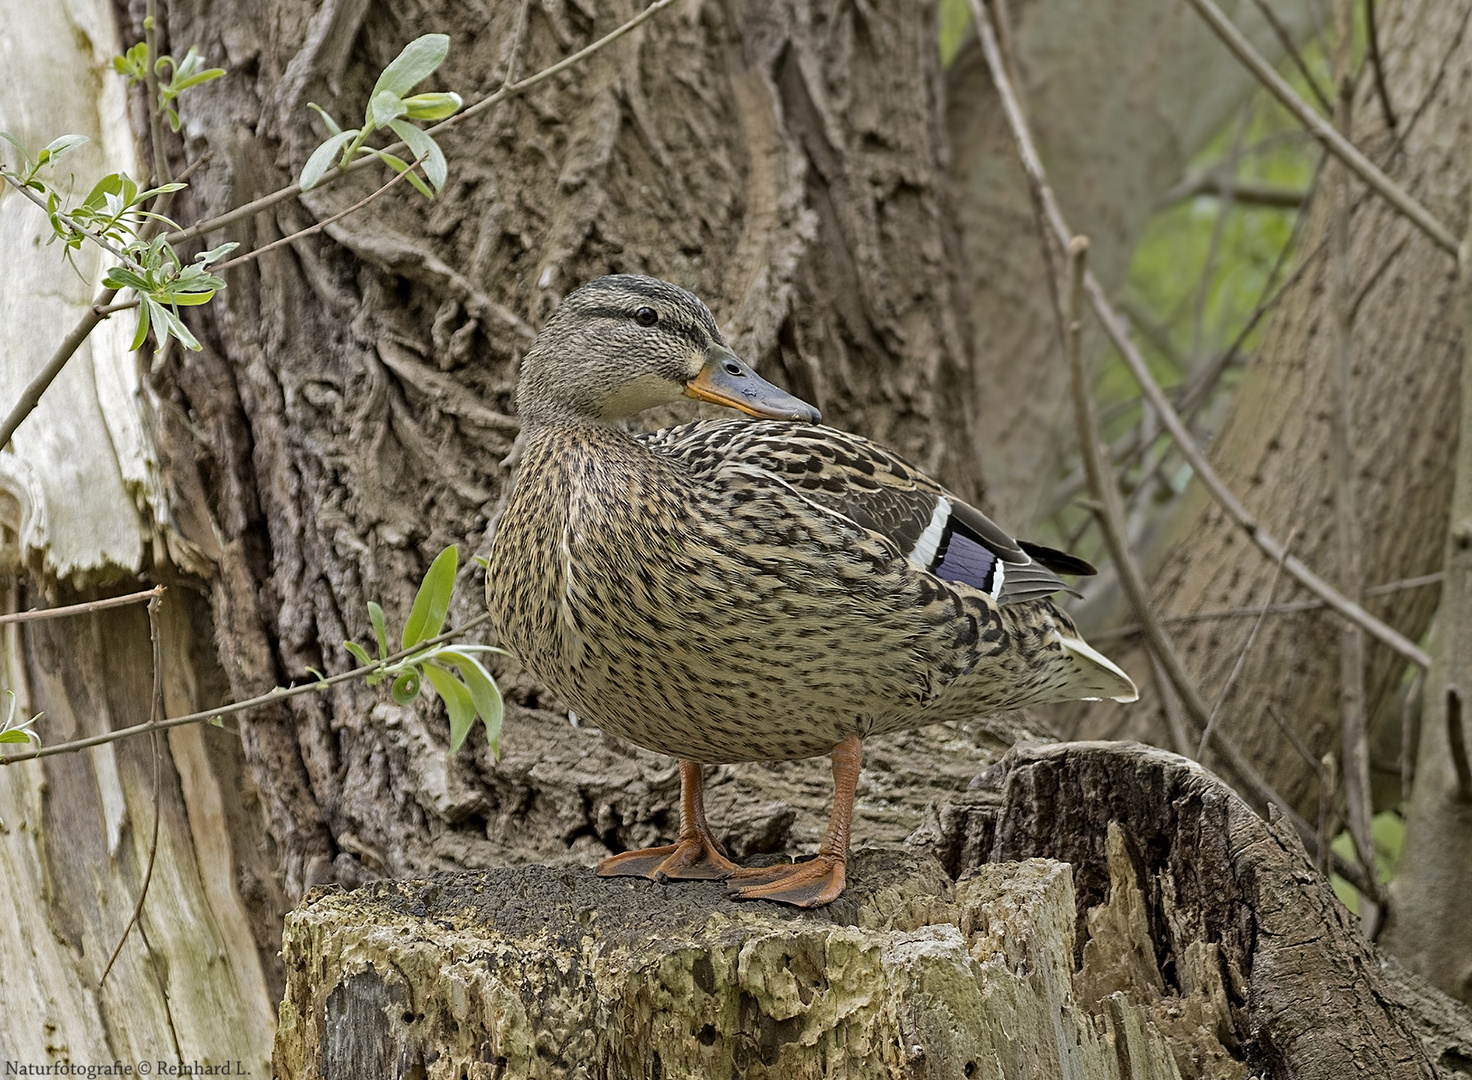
[486,275,1136,905]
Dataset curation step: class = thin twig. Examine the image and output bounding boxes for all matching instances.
[1364,0,1398,131]
[163,0,682,247]
[0,0,682,452]
[1400,669,1422,804]
[1197,534,1293,759]
[1318,750,1338,876]
[142,0,173,194]
[101,593,168,984]
[0,613,494,765]
[1057,232,1213,761]
[211,152,428,274]
[501,0,533,90]
[1330,0,1377,930]
[137,920,184,1063]
[1449,687,1472,802]
[1091,571,1445,641]
[1,174,150,274]
[1150,650,1195,758]
[971,0,1430,670]
[1158,172,1308,210]
[0,586,163,626]
[0,287,118,450]
[1267,702,1321,774]
[1247,0,1335,113]
[1183,0,1458,257]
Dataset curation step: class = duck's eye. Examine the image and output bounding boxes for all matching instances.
[633,307,659,327]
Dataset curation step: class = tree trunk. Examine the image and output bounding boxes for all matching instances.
[1067,0,1469,830]
[272,742,1468,1079]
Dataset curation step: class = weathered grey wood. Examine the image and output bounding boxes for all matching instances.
[920,740,1439,1079]
[275,850,1184,1080]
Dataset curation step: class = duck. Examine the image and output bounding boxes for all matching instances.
[486,274,1137,907]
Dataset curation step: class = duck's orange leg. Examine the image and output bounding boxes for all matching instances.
[596,759,739,882]
[726,733,861,908]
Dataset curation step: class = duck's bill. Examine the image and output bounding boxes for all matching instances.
[686,344,821,422]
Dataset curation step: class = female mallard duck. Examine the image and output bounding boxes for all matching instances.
[487,275,1136,907]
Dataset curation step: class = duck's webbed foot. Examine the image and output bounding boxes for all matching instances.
[596,833,737,881]
[725,732,863,909]
[726,854,847,907]
[595,759,738,882]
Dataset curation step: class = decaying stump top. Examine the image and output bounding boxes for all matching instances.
[274,742,1466,1080]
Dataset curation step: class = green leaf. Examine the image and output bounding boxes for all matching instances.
[425,665,476,753]
[402,545,458,649]
[438,650,503,757]
[83,172,125,210]
[148,298,201,350]
[370,150,434,199]
[137,181,187,202]
[39,134,89,168]
[103,267,151,292]
[367,90,407,130]
[299,129,358,190]
[0,729,33,744]
[129,298,152,351]
[307,103,344,138]
[391,668,422,705]
[169,67,226,93]
[157,288,218,306]
[402,92,462,121]
[343,641,375,668]
[195,242,240,265]
[387,120,446,193]
[371,34,450,100]
[367,601,389,659]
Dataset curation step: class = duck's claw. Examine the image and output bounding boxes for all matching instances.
[596,834,738,882]
[726,854,846,908]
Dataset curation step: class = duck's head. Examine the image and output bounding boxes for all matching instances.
[517,275,821,425]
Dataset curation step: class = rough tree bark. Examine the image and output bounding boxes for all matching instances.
[1068,0,1470,840]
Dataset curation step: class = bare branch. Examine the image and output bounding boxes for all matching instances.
[1197,535,1292,759]
[0,586,164,625]
[0,613,494,765]
[101,592,168,983]
[1183,0,1459,257]
[1330,0,1377,929]
[0,287,118,451]
[1091,571,1445,641]
[211,152,429,274]
[1158,173,1308,209]
[1247,0,1334,113]
[1364,0,1399,131]
[164,0,682,247]
[141,0,173,193]
[1449,688,1472,802]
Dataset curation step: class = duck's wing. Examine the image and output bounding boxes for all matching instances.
[641,421,1091,605]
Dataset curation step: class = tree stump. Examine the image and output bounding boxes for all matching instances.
[273,743,1467,1079]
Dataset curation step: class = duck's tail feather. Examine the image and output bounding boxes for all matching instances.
[1055,633,1138,703]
